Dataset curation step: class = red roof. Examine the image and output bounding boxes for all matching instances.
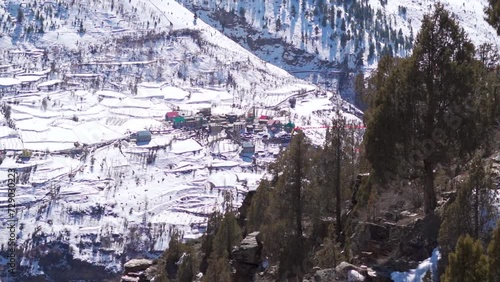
[267,120,281,126]
[259,115,270,120]
[166,112,179,118]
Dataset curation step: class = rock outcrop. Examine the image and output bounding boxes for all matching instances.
[232,231,263,282]
[303,261,389,282]
[237,190,256,234]
[121,259,156,282]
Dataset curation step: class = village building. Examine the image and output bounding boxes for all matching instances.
[240,142,255,155]
[202,118,209,129]
[284,122,295,133]
[173,116,186,129]
[197,107,211,117]
[246,107,256,124]
[233,121,246,133]
[134,130,152,143]
[165,111,179,121]
[258,115,270,124]
[184,115,204,129]
[209,123,222,135]
[267,120,282,133]
[226,113,238,123]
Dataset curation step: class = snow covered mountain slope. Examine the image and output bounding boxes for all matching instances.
[0,0,297,96]
[177,0,500,100]
[0,0,362,280]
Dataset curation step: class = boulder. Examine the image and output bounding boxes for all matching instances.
[232,231,263,282]
[232,231,262,265]
[312,268,338,282]
[121,276,139,282]
[123,259,154,273]
[335,262,364,280]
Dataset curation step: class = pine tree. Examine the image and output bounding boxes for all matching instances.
[474,44,500,136]
[368,42,375,60]
[324,114,347,238]
[247,179,272,232]
[468,157,493,239]
[439,156,495,256]
[200,210,223,273]
[156,229,188,281]
[212,211,241,258]
[176,247,197,282]
[17,7,24,23]
[365,4,483,215]
[354,72,367,111]
[260,130,312,278]
[203,251,232,282]
[438,180,474,261]
[316,224,343,268]
[79,21,85,34]
[488,220,500,282]
[443,235,488,282]
[276,18,281,31]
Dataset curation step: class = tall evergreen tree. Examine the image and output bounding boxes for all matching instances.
[200,210,223,273]
[443,235,489,282]
[259,130,312,278]
[16,7,24,23]
[212,211,241,258]
[247,179,272,232]
[203,251,232,282]
[175,247,197,282]
[156,229,189,281]
[474,44,500,135]
[322,114,349,238]
[365,4,484,215]
[438,156,496,276]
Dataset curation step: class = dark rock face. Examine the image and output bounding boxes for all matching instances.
[232,231,263,282]
[395,214,440,261]
[237,190,256,235]
[121,259,155,282]
[350,213,440,274]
